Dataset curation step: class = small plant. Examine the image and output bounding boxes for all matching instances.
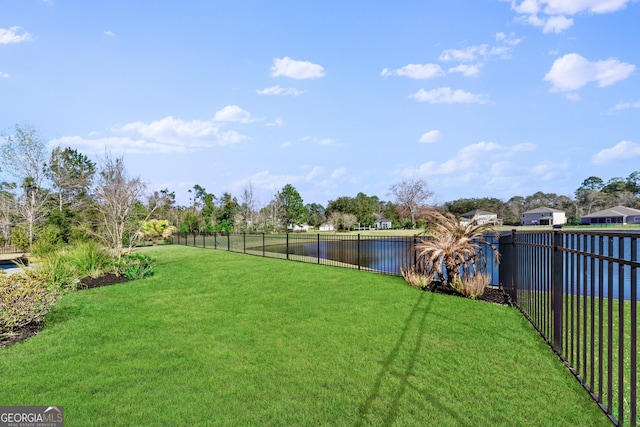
[115,252,156,280]
[67,241,112,278]
[138,219,177,246]
[400,265,432,290]
[0,273,61,339]
[33,251,79,289]
[451,273,491,299]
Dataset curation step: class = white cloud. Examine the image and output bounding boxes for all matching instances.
[544,53,635,92]
[331,168,348,180]
[542,0,633,15]
[49,135,186,155]
[608,100,640,113]
[257,85,303,96]
[104,30,116,37]
[592,140,640,164]
[0,26,33,44]
[0,72,8,78]
[266,117,285,127]
[271,56,325,80]
[448,64,482,77]
[380,64,445,79]
[530,159,571,180]
[410,87,490,104]
[507,0,635,33]
[419,130,441,143]
[495,32,523,46]
[542,15,574,33]
[404,141,535,176]
[77,115,254,153]
[566,93,582,101]
[213,105,256,123]
[439,45,490,62]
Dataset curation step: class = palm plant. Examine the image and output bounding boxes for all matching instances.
[413,212,500,295]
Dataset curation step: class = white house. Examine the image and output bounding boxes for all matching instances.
[373,213,392,230]
[319,223,334,231]
[460,210,500,226]
[288,223,311,232]
[580,206,640,225]
[521,207,567,226]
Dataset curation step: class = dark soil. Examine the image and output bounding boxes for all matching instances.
[77,273,130,290]
[0,274,130,349]
[424,280,513,306]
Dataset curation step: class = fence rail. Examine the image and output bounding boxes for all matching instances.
[500,229,638,426]
[173,232,417,276]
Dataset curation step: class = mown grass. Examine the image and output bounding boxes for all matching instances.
[0,245,610,426]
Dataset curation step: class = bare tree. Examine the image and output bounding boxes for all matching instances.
[0,124,50,251]
[93,153,147,257]
[327,211,357,232]
[388,178,434,225]
[0,184,16,246]
[239,182,258,231]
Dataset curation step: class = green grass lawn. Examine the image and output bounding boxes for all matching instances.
[0,246,610,426]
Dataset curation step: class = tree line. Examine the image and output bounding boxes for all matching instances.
[2,123,639,254]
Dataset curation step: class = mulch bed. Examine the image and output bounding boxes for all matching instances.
[423,280,513,306]
[0,274,130,349]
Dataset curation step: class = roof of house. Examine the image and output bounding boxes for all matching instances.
[522,207,565,214]
[460,209,496,218]
[581,205,640,218]
[373,213,391,221]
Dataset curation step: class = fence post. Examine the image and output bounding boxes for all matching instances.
[552,229,564,352]
[357,234,361,270]
[243,232,246,253]
[262,233,265,257]
[317,233,320,264]
[286,232,289,260]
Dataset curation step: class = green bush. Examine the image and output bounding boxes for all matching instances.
[67,241,112,279]
[10,226,30,252]
[32,224,65,257]
[115,253,156,280]
[35,251,80,289]
[0,274,61,339]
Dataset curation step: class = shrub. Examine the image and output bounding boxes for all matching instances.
[115,253,156,280]
[400,265,432,290]
[451,273,491,299]
[0,274,61,339]
[67,241,112,278]
[32,224,65,257]
[34,251,79,289]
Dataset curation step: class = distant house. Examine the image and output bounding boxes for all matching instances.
[373,213,392,230]
[580,206,640,225]
[521,207,566,226]
[460,210,500,226]
[319,223,334,232]
[288,223,311,232]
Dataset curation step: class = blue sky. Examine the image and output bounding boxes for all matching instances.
[2,0,639,207]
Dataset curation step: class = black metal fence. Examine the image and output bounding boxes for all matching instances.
[499,230,638,426]
[173,232,417,276]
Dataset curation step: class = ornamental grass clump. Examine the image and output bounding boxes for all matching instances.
[411,212,500,298]
[67,241,112,279]
[451,273,492,299]
[400,265,433,290]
